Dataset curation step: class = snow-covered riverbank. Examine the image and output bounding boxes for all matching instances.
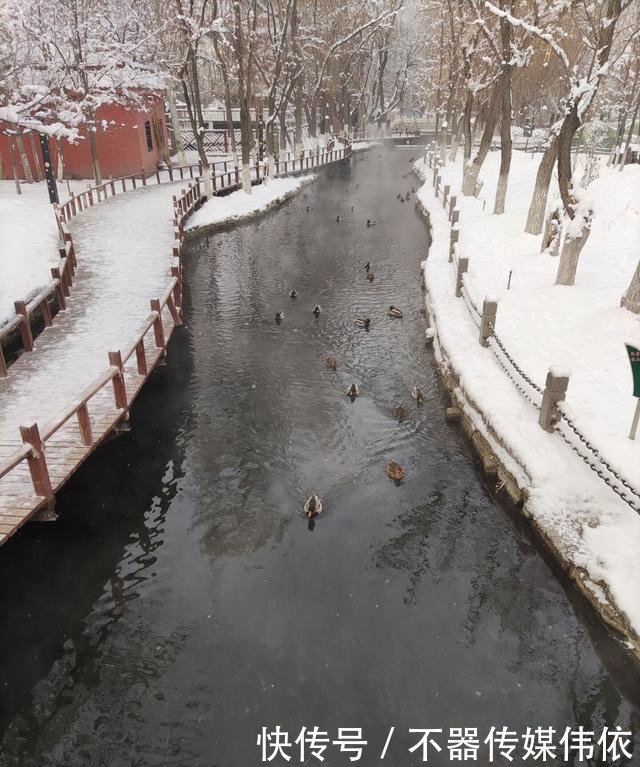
[185,174,315,234]
[414,151,640,652]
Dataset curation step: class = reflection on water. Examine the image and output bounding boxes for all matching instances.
[0,147,638,766]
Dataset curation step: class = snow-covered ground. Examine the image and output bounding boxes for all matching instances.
[414,151,640,645]
[0,182,60,324]
[0,178,112,326]
[0,183,180,442]
[186,175,314,231]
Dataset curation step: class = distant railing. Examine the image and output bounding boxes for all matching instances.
[1,143,351,378]
[0,138,351,521]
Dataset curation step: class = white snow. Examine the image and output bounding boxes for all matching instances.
[0,182,181,442]
[186,175,315,231]
[0,182,61,325]
[414,150,640,640]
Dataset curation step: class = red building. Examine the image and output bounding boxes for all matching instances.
[0,91,169,181]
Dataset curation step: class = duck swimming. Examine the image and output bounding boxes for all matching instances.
[366,272,374,282]
[304,494,323,518]
[312,304,321,316]
[325,356,337,370]
[394,404,407,421]
[388,305,403,318]
[275,311,284,323]
[412,386,424,403]
[385,459,407,481]
[355,318,371,329]
[364,261,371,272]
[336,215,341,222]
[346,383,360,397]
[367,219,377,227]
[289,289,298,298]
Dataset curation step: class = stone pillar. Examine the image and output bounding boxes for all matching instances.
[455,257,469,297]
[479,297,498,347]
[449,226,459,262]
[539,369,570,432]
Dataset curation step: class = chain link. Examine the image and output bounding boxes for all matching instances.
[554,423,640,514]
[487,338,543,410]
[461,278,481,316]
[461,287,481,327]
[489,324,544,394]
[558,408,640,503]
[437,184,639,515]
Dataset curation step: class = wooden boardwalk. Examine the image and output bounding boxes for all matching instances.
[0,144,351,546]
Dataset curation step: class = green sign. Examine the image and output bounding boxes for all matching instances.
[626,344,640,398]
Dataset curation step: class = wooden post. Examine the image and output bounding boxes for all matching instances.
[51,268,66,309]
[455,256,469,297]
[141,169,147,186]
[110,177,116,195]
[150,299,165,348]
[451,209,460,226]
[171,266,182,308]
[108,351,128,411]
[13,302,34,351]
[435,175,441,198]
[135,339,148,375]
[479,297,498,347]
[539,369,570,432]
[20,423,54,502]
[39,297,52,327]
[0,346,7,378]
[76,403,93,446]
[443,184,450,208]
[449,226,459,262]
[169,167,174,182]
[167,294,182,326]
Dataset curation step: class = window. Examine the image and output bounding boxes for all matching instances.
[144,121,153,151]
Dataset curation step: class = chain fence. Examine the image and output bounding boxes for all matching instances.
[433,178,640,516]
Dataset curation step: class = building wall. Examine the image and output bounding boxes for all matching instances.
[0,92,169,181]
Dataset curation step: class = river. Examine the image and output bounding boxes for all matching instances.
[0,145,638,766]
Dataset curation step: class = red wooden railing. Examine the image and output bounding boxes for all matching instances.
[0,141,351,520]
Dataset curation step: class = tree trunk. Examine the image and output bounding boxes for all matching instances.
[556,221,591,285]
[622,261,640,313]
[493,9,513,215]
[525,136,558,235]
[556,104,580,215]
[462,88,473,164]
[181,76,212,197]
[15,134,34,183]
[449,116,464,161]
[541,206,561,255]
[238,98,253,193]
[618,92,640,173]
[167,82,186,165]
[462,86,500,196]
[55,138,65,180]
[28,134,43,181]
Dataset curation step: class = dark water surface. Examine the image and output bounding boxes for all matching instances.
[0,147,638,766]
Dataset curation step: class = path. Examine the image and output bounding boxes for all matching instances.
[0,182,182,535]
